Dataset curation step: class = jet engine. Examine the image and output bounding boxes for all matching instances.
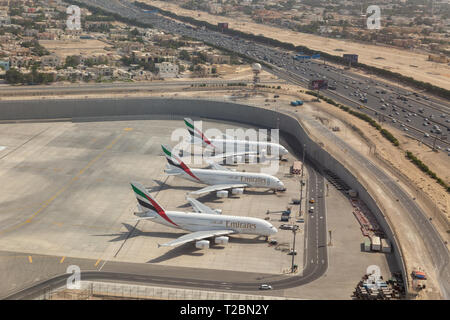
[195,240,210,249]
[214,209,222,214]
[214,236,229,245]
[231,188,244,195]
[216,190,229,198]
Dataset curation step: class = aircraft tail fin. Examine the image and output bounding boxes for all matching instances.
[130,181,165,214]
[184,118,216,149]
[161,145,201,182]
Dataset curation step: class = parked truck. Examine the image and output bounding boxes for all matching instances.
[371,236,381,251]
[412,270,427,280]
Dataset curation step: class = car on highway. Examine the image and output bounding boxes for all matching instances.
[309,198,315,203]
[259,284,273,290]
[308,206,314,213]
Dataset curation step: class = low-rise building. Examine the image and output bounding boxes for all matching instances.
[0,13,10,26]
[131,68,153,81]
[0,60,9,71]
[193,64,213,77]
[155,61,179,78]
[41,54,63,67]
[9,56,33,68]
[206,53,230,64]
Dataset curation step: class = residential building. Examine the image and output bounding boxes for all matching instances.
[41,53,63,67]
[155,61,179,78]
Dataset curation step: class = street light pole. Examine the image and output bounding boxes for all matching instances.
[291,226,297,273]
[299,144,306,217]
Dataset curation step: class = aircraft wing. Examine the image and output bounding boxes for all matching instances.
[205,159,230,171]
[158,229,235,247]
[186,197,221,215]
[189,183,248,195]
[207,151,258,164]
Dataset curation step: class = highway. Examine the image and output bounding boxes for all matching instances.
[0,79,269,96]
[0,79,271,92]
[75,0,450,150]
[287,107,450,298]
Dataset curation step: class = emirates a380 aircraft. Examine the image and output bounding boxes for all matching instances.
[131,182,277,248]
[162,144,285,197]
[184,118,289,159]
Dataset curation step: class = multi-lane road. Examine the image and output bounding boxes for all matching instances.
[77,0,450,151]
[0,79,270,94]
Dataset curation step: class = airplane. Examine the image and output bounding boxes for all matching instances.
[162,144,285,197]
[184,118,289,160]
[131,182,277,248]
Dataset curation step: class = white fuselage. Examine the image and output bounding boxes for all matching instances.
[146,210,277,237]
[208,139,289,157]
[183,168,285,190]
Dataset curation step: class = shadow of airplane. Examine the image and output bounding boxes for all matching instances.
[147,245,205,263]
[148,239,231,263]
[230,235,268,244]
[146,179,199,193]
[242,189,277,196]
[93,223,180,243]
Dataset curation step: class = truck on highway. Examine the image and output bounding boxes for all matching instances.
[290,100,303,106]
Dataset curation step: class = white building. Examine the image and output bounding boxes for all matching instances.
[41,54,63,67]
[0,14,10,26]
[155,61,179,78]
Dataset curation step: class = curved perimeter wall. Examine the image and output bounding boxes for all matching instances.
[0,97,408,291]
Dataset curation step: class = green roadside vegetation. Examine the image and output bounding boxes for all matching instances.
[405,151,450,192]
[304,90,448,193]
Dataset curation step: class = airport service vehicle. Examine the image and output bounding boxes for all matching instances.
[162,145,285,197]
[184,118,289,159]
[130,182,277,248]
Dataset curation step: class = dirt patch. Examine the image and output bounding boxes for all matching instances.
[39,39,111,58]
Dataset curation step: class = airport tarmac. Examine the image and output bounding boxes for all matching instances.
[0,119,303,278]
